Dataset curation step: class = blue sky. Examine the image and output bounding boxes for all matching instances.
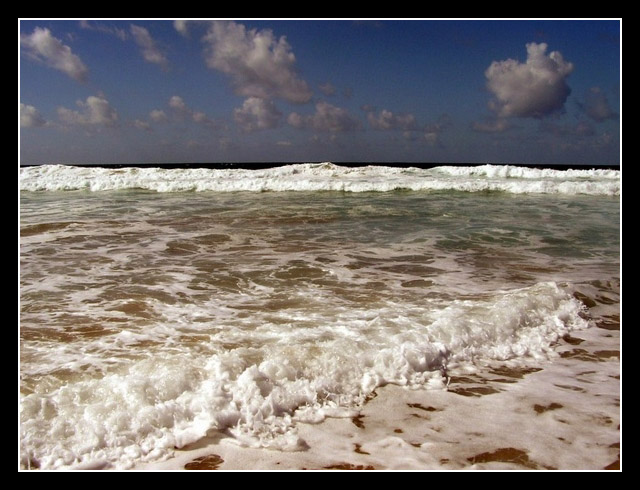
[19,19,621,165]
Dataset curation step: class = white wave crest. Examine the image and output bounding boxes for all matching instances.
[20,163,620,195]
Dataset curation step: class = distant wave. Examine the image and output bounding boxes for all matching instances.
[20,163,621,195]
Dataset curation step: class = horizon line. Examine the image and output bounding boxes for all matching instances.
[19,161,621,171]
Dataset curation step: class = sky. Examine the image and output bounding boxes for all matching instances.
[19,19,621,166]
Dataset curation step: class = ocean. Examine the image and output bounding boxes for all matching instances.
[19,163,621,470]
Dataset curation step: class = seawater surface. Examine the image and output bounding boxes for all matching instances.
[19,164,621,470]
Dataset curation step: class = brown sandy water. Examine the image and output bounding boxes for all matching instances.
[20,185,619,471]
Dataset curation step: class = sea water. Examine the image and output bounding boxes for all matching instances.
[19,163,620,470]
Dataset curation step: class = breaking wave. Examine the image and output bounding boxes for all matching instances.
[20,163,620,195]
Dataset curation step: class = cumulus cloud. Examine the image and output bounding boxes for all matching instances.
[471,118,512,133]
[288,101,361,132]
[21,27,89,82]
[57,95,118,127]
[160,96,216,127]
[365,108,418,130]
[132,119,152,132]
[149,109,168,123]
[130,24,169,70]
[169,95,188,114]
[580,87,617,122]
[20,103,46,128]
[485,42,574,118]
[202,20,312,103]
[234,97,282,132]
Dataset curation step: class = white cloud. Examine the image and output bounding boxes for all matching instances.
[20,103,46,128]
[485,42,574,118]
[79,20,127,41]
[149,109,168,123]
[288,101,361,132]
[366,108,417,130]
[174,20,189,37]
[192,111,210,124]
[581,87,617,122]
[132,119,152,132]
[202,20,312,103]
[130,24,169,70]
[234,97,282,132]
[173,20,212,37]
[169,95,188,114]
[21,27,89,82]
[57,95,118,127]
[164,96,216,127]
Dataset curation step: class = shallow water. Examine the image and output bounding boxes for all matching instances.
[19,164,620,470]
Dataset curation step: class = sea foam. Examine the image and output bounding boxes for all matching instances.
[20,281,590,470]
[19,163,620,195]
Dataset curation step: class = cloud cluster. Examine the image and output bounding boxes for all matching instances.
[485,42,574,118]
[422,114,452,146]
[170,96,214,126]
[365,108,418,131]
[203,20,312,104]
[130,24,169,70]
[581,86,617,122]
[57,95,118,127]
[362,107,451,145]
[148,96,216,128]
[20,103,46,128]
[288,101,361,132]
[21,27,88,82]
[234,97,282,132]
